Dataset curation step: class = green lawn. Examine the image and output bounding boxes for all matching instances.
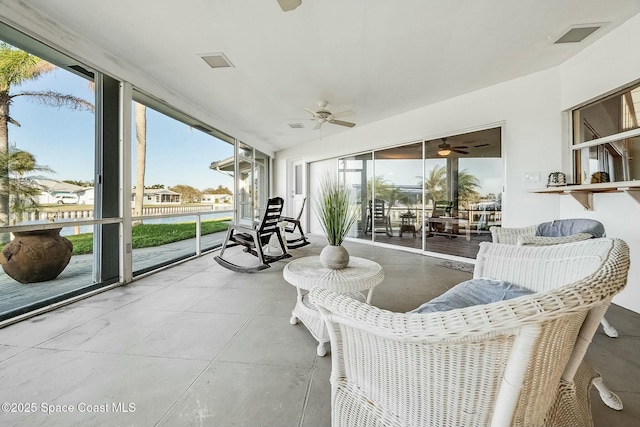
[60,219,230,255]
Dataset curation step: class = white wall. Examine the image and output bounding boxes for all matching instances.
[275,17,640,313]
[556,14,640,313]
[276,67,565,228]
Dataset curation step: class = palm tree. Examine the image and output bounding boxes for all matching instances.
[421,165,481,209]
[0,42,94,241]
[457,169,481,208]
[367,175,398,205]
[133,102,147,225]
[2,146,53,223]
[422,165,447,206]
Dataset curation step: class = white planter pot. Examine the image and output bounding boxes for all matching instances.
[319,244,350,269]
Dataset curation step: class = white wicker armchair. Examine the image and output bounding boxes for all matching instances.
[311,238,629,427]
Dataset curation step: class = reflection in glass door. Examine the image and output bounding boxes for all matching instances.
[237,142,254,225]
[254,149,270,216]
[338,153,372,240]
[235,144,270,226]
[338,126,502,259]
[423,128,502,258]
[371,143,423,247]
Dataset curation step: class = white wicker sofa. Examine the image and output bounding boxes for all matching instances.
[311,238,629,427]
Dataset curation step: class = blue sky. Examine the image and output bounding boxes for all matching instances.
[9,67,234,191]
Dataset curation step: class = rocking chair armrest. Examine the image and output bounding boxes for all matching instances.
[228,223,257,234]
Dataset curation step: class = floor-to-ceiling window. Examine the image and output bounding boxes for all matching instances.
[0,25,111,320]
[423,127,502,258]
[336,127,502,259]
[0,22,271,323]
[129,95,235,275]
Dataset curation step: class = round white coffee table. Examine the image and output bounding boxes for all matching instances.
[283,255,384,356]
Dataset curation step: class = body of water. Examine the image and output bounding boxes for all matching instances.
[20,212,232,237]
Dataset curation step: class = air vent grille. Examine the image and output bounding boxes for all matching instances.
[201,52,234,69]
[554,26,600,44]
[288,123,305,129]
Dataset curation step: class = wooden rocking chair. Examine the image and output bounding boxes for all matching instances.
[281,197,310,249]
[365,199,392,237]
[214,196,292,272]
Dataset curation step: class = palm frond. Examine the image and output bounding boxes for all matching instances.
[12,90,95,112]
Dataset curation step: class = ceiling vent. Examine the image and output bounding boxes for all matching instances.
[200,52,234,69]
[288,123,305,129]
[554,25,601,44]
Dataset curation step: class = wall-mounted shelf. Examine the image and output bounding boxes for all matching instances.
[529,181,640,210]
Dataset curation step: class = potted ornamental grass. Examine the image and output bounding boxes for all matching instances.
[313,172,359,269]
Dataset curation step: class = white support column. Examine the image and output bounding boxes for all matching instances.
[119,82,133,283]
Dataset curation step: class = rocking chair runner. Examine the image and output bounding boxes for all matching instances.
[281,197,310,249]
[214,196,292,272]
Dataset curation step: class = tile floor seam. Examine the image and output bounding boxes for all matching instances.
[152,286,297,427]
[6,351,122,425]
[298,355,321,427]
[15,311,122,348]
[153,359,217,427]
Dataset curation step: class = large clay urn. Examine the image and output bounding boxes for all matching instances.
[0,228,73,283]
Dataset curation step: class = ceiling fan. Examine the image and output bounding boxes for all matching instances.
[436,138,492,156]
[437,138,469,156]
[277,0,302,12]
[304,101,356,130]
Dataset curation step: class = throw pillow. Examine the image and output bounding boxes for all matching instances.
[535,219,605,238]
[410,278,533,314]
[517,233,592,246]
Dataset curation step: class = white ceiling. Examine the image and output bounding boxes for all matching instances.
[14,0,640,152]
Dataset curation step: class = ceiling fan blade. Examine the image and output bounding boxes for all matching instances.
[329,119,356,128]
[303,107,318,118]
[332,110,355,119]
[474,143,490,147]
[453,149,469,155]
[454,145,469,149]
[277,0,302,12]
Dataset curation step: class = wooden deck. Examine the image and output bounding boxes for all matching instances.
[354,228,492,259]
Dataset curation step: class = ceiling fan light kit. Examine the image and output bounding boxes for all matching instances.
[436,138,472,156]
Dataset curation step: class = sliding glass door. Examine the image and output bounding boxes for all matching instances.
[337,127,502,259]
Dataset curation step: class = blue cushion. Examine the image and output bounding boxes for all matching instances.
[410,278,534,314]
[536,219,604,238]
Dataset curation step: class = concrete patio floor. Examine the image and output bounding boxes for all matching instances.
[0,236,638,426]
